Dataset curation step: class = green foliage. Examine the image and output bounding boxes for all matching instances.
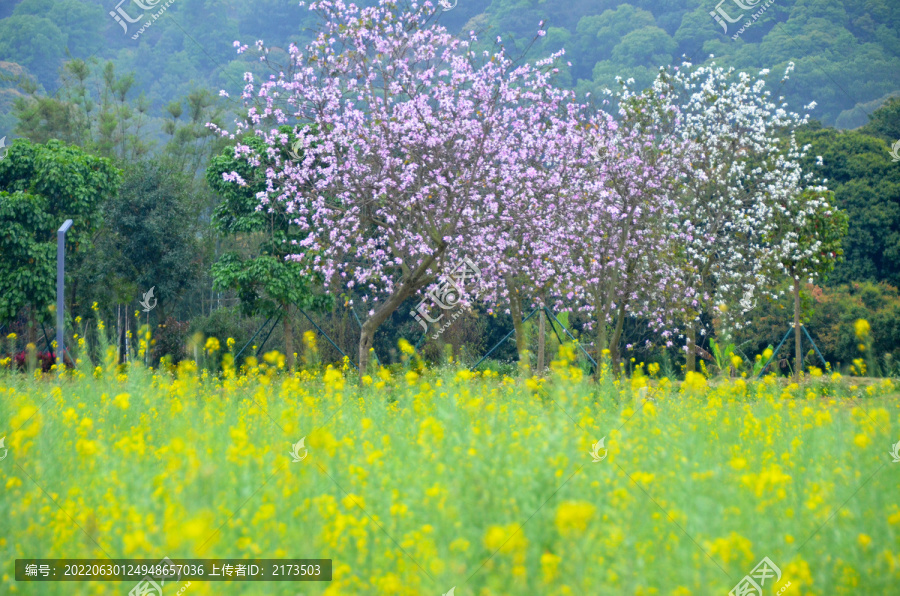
[11,57,227,174]
[153,316,190,364]
[12,59,155,162]
[206,127,330,318]
[751,344,774,377]
[0,15,66,85]
[0,0,897,373]
[796,114,900,287]
[575,6,657,69]
[206,134,271,235]
[808,282,900,371]
[736,282,900,371]
[0,138,121,246]
[0,190,54,321]
[860,96,900,141]
[86,161,203,319]
[0,138,121,323]
[708,338,736,377]
[212,253,326,318]
[611,26,677,68]
[12,0,105,58]
[162,88,229,175]
[1,0,897,130]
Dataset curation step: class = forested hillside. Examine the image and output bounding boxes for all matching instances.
[1,0,899,135]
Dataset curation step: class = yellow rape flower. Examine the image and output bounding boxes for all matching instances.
[398,338,415,355]
[484,524,528,554]
[114,392,130,410]
[540,551,561,583]
[555,501,597,537]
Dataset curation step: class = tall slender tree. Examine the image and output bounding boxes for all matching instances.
[767,189,848,380]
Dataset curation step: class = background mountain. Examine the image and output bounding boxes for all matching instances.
[1,0,898,139]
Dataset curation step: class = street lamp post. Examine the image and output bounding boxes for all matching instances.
[57,219,73,374]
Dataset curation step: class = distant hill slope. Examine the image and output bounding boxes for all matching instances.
[0,0,897,131]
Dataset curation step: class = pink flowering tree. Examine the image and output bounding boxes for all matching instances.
[479,87,694,369]
[556,103,693,364]
[212,1,578,377]
[475,93,594,367]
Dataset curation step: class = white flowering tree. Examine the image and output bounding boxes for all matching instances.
[630,60,823,371]
[767,188,848,379]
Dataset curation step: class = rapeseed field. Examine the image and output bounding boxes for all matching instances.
[1,339,898,595]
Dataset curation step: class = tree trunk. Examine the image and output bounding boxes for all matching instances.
[506,278,527,361]
[354,251,442,380]
[27,307,37,346]
[592,278,620,366]
[595,312,608,364]
[537,307,546,374]
[117,305,124,364]
[358,285,417,381]
[794,275,801,382]
[283,303,295,369]
[609,301,627,372]
[686,322,697,374]
[358,323,375,378]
